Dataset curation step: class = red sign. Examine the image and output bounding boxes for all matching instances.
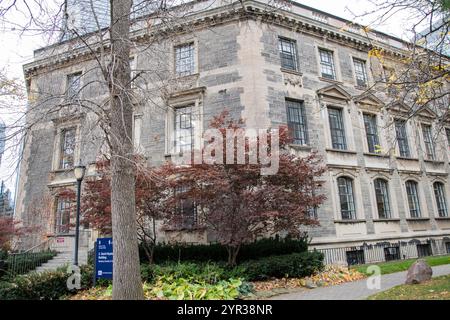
[56,238,65,243]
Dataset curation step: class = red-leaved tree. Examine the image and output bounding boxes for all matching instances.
[0,217,25,252]
[78,157,167,264]
[157,111,326,266]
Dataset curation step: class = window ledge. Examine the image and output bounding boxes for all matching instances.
[326,148,357,155]
[435,217,450,220]
[363,152,389,158]
[281,68,302,76]
[289,144,312,151]
[424,159,445,165]
[396,156,419,161]
[354,85,368,90]
[318,77,343,85]
[406,218,430,221]
[51,168,74,173]
[373,218,401,222]
[334,219,366,224]
[175,73,199,80]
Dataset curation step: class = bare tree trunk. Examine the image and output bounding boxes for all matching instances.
[109,0,144,300]
[227,245,240,267]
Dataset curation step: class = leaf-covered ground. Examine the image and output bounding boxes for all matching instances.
[249,265,366,298]
[69,265,366,300]
[368,274,450,300]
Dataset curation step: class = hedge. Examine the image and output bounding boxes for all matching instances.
[141,236,309,264]
[239,250,324,281]
[0,251,57,278]
[0,265,94,300]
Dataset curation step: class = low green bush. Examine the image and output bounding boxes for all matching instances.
[140,262,246,284]
[147,275,244,300]
[240,251,324,281]
[141,236,309,264]
[0,264,93,300]
[3,251,57,277]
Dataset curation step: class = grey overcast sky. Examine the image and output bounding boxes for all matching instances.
[0,0,418,195]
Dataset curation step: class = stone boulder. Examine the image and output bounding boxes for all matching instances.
[405,259,433,285]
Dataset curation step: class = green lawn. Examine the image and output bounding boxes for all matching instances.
[352,255,450,276]
[368,274,450,300]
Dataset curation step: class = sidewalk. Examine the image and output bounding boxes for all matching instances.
[270,264,450,300]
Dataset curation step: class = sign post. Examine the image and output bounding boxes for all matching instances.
[94,237,113,283]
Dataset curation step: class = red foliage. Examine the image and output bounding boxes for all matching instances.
[0,217,25,252]
[157,111,326,265]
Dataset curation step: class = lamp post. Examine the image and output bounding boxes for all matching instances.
[73,164,86,266]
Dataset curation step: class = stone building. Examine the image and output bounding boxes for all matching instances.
[15,0,450,265]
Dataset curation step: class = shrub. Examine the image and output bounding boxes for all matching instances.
[0,264,93,300]
[141,236,309,264]
[4,251,57,277]
[146,275,244,300]
[140,262,247,284]
[240,251,324,281]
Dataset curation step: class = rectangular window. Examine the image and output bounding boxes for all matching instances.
[363,113,379,153]
[286,99,308,145]
[374,179,391,219]
[67,72,82,99]
[174,186,197,228]
[422,124,436,160]
[417,243,432,258]
[384,247,400,261]
[434,183,448,217]
[406,181,421,218]
[319,49,336,80]
[395,120,410,158]
[338,177,356,220]
[353,58,368,87]
[55,198,72,234]
[174,106,194,153]
[346,250,365,265]
[175,43,195,76]
[278,38,298,71]
[59,128,76,169]
[328,107,347,150]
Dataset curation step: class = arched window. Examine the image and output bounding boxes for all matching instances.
[405,180,421,218]
[434,182,448,217]
[374,179,391,219]
[337,176,356,220]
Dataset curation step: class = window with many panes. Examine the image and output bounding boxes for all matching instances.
[422,124,436,160]
[328,107,347,150]
[55,198,72,234]
[278,38,298,71]
[405,180,421,218]
[174,106,194,153]
[374,178,391,219]
[286,99,308,145]
[67,72,82,99]
[175,43,195,76]
[353,58,368,87]
[319,49,336,80]
[59,127,76,169]
[395,120,410,158]
[174,186,197,228]
[363,113,380,153]
[434,182,448,217]
[337,176,356,220]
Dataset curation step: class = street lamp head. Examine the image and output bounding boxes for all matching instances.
[74,164,86,181]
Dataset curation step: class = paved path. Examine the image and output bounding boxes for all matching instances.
[270,264,450,300]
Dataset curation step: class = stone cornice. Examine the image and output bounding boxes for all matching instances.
[24,0,413,76]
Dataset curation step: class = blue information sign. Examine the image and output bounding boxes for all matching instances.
[95,237,113,280]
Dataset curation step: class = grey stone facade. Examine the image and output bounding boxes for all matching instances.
[16,0,450,263]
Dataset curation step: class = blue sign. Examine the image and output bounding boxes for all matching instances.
[95,237,113,280]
